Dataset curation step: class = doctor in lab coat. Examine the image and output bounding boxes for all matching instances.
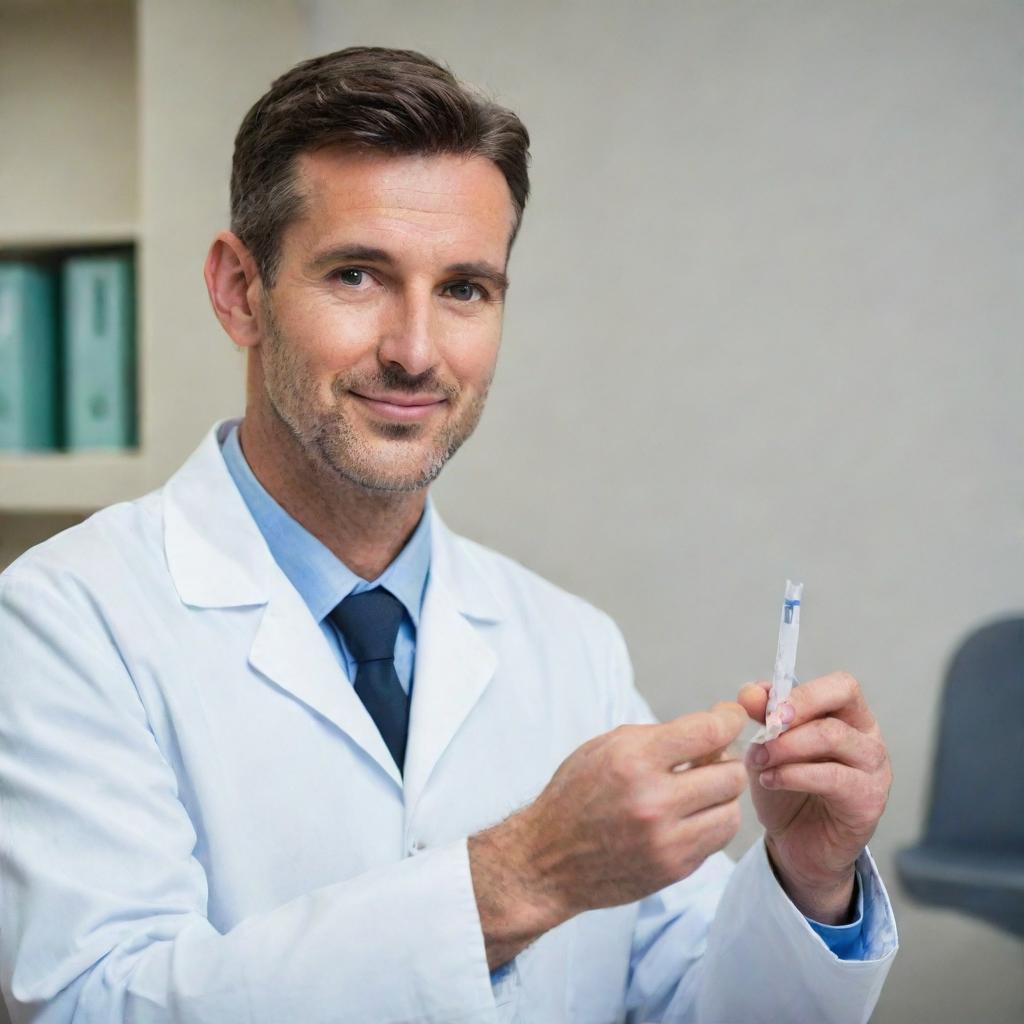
[0,46,898,1023]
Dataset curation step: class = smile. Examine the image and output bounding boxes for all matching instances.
[350,392,448,422]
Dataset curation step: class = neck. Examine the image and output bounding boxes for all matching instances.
[237,407,427,581]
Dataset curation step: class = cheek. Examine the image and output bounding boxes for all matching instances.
[289,303,376,374]
[450,353,496,399]
[447,326,501,390]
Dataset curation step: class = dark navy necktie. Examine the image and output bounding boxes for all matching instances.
[328,587,410,775]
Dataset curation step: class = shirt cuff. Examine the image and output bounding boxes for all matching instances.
[490,961,515,983]
[488,957,520,1008]
[802,867,866,960]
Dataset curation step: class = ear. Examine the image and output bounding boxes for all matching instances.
[204,230,265,349]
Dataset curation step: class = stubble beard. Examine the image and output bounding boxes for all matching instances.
[260,299,492,494]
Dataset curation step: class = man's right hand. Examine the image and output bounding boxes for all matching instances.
[467,701,749,971]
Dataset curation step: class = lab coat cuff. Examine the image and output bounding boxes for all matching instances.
[444,837,522,1012]
[401,836,520,1019]
[804,868,865,958]
[757,837,898,963]
[695,835,898,1024]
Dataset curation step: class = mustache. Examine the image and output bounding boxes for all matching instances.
[333,367,457,401]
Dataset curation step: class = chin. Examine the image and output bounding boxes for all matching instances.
[333,451,447,494]
[346,472,436,495]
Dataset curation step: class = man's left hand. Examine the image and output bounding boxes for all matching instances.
[737,672,892,923]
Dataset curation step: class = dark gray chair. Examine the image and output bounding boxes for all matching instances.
[895,616,1024,939]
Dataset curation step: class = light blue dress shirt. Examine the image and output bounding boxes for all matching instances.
[806,871,865,958]
[220,422,430,695]
[218,421,865,959]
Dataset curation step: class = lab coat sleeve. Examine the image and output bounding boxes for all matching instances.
[0,571,503,1024]
[600,617,899,1024]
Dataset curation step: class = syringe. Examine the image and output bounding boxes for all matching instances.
[751,579,803,745]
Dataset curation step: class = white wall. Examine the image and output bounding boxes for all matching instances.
[308,2,1023,1021]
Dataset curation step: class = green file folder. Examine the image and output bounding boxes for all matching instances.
[0,263,59,452]
[63,254,136,450]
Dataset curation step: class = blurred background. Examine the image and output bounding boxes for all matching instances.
[1,1,1021,1021]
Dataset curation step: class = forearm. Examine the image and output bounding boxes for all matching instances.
[3,837,500,1023]
[467,812,570,971]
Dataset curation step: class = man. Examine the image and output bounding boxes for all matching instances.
[0,47,897,1022]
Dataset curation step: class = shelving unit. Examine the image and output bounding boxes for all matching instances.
[0,0,305,514]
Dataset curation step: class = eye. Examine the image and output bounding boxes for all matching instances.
[333,267,371,287]
[444,280,487,303]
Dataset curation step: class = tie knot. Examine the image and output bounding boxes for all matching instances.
[328,587,405,663]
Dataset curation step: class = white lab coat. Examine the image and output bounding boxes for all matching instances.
[0,418,897,1024]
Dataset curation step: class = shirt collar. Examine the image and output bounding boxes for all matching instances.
[219,421,432,628]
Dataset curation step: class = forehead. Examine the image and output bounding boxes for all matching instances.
[285,146,516,264]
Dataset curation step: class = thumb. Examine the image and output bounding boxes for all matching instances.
[652,701,746,770]
[737,680,771,725]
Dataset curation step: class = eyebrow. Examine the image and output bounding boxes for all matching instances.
[307,243,510,293]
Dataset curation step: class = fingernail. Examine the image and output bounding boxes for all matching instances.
[779,702,795,724]
[750,744,769,766]
[760,770,777,787]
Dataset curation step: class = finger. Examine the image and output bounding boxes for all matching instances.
[672,797,743,863]
[687,742,740,769]
[689,700,749,766]
[778,672,876,734]
[751,716,886,773]
[710,699,748,723]
[737,680,771,724]
[757,760,862,797]
[652,703,746,769]
[670,758,749,818]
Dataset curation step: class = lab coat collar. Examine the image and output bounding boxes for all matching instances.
[163,417,503,797]
[162,417,504,622]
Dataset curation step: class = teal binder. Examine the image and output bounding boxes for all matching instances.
[0,263,59,452]
[63,254,136,450]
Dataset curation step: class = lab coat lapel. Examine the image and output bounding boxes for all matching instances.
[246,585,403,788]
[401,505,504,818]
[163,419,403,788]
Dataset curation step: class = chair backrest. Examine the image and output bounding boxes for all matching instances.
[923,617,1024,851]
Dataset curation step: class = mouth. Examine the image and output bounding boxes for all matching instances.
[350,391,448,422]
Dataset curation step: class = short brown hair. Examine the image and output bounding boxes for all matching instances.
[230,46,531,290]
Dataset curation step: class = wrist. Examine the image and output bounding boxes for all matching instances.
[468,811,570,971]
[764,835,857,925]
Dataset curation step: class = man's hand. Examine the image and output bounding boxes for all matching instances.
[468,702,748,971]
[737,672,893,923]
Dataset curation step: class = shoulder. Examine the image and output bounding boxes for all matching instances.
[443,527,627,652]
[1,488,165,603]
[0,489,178,706]
[441,526,642,727]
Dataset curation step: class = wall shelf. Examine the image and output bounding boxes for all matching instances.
[0,0,305,515]
[0,226,139,253]
[0,451,146,514]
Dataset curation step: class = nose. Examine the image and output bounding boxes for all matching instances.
[377,284,441,379]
